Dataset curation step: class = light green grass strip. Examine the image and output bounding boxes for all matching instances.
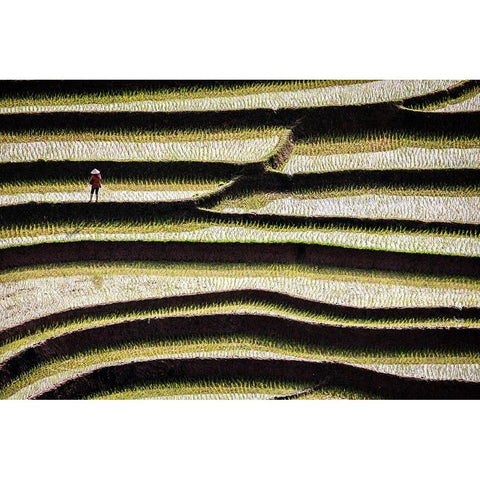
[91,383,375,400]
[362,363,480,381]
[411,85,480,112]
[1,262,479,329]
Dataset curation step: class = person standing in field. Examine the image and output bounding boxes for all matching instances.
[89,168,102,202]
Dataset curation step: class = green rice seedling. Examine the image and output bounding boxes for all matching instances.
[0,177,223,205]
[2,298,479,367]
[0,81,459,114]
[294,386,381,400]
[2,222,480,257]
[433,92,480,112]
[292,131,480,156]
[2,334,479,399]
[283,131,480,174]
[0,188,213,206]
[91,381,379,400]
[0,127,282,163]
[2,218,479,257]
[0,127,285,144]
[0,177,224,196]
[360,363,480,381]
[214,186,480,224]
[0,81,366,110]
[408,85,480,112]
[5,260,480,288]
[2,261,480,329]
[284,147,480,174]
[86,379,311,400]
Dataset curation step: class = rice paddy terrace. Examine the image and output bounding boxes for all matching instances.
[1,79,480,400]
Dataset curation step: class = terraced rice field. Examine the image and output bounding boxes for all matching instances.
[2,220,479,257]
[216,188,480,224]
[1,79,480,400]
[0,129,282,163]
[0,80,458,113]
[283,133,480,174]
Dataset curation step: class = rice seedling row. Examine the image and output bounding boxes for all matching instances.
[0,137,280,163]
[2,224,479,257]
[2,261,480,330]
[0,190,212,206]
[3,334,480,400]
[4,300,480,369]
[14,356,480,401]
[0,80,366,110]
[2,219,479,257]
[290,131,480,154]
[214,188,480,225]
[2,309,479,392]
[432,92,480,112]
[407,83,480,112]
[88,379,310,400]
[0,81,458,114]
[283,147,480,174]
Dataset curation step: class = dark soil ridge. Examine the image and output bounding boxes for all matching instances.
[198,168,480,207]
[271,385,321,400]
[199,209,480,235]
[279,169,480,189]
[2,99,480,138]
[1,312,479,390]
[0,200,197,224]
[4,168,477,220]
[197,169,480,208]
[1,240,480,277]
[402,80,480,109]
[3,80,470,104]
[29,357,480,400]
[267,130,295,170]
[0,159,255,183]
[0,80,300,99]
[0,131,289,185]
[1,289,478,346]
[0,80,473,105]
[2,199,479,234]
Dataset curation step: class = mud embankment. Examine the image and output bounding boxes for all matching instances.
[31,357,480,399]
[1,312,479,389]
[402,80,480,109]
[1,289,478,345]
[1,101,479,137]
[0,160,246,183]
[1,240,480,277]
